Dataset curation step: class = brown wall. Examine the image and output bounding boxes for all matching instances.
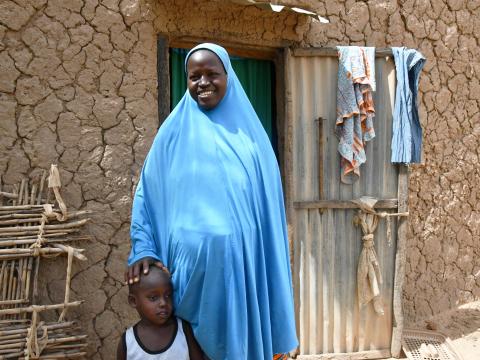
[0,0,478,358]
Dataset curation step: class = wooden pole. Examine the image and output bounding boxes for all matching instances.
[391,165,409,357]
[0,301,83,316]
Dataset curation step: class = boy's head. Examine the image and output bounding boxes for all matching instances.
[128,267,173,326]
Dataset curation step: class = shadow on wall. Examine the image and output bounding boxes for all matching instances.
[416,301,480,341]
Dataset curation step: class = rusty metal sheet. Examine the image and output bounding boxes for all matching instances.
[288,52,398,355]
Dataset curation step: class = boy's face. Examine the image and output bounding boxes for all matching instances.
[128,270,173,326]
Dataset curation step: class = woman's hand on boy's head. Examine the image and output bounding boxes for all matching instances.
[124,257,169,285]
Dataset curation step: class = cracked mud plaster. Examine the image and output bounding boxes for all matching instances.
[0,0,479,357]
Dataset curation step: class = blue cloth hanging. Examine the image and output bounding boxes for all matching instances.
[128,43,298,360]
[391,47,426,163]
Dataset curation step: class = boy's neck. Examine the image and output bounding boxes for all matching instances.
[138,316,175,330]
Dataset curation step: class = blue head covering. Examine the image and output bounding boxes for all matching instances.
[129,43,298,359]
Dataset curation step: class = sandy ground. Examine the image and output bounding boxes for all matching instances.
[394,301,480,360]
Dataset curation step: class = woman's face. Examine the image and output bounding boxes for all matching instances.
[187,50,227,110]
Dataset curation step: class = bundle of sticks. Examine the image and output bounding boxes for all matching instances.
[0,165,91,359]
[0,319,87,359]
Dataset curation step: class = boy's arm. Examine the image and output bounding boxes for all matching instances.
[116,332,127,360]
[183,320,204,360]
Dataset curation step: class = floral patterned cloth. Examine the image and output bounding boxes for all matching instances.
[336,46,376,184]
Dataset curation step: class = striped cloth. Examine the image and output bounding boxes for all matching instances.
[336,46,376,184]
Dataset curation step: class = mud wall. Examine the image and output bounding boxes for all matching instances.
[0,0,478,358]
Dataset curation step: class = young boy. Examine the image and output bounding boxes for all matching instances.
[116,267,204,359]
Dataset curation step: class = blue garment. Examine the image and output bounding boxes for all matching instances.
[128,43,298,360]
[391,47,426,163]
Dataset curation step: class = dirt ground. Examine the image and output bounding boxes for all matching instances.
[391,301,480,360]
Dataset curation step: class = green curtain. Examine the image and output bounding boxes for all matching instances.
[169,48,276,147]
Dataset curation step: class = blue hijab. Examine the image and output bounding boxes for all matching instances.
[129,43,298,359]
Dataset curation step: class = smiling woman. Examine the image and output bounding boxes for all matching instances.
[170,47,277,148]
[126,43,298,359]
[186,50,228,110]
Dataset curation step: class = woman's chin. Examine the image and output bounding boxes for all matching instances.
[197,97,221,110]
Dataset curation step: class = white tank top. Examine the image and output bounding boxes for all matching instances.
[124,318,189,359]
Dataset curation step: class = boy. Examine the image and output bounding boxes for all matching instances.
[116,267,204,359]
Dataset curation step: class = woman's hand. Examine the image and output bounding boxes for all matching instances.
[124,257,169,284]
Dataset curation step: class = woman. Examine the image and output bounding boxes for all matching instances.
[126,43,298,359]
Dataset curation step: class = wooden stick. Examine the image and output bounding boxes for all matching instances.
[0,341,25,350]
[0,233,81,241]
[0,236,91,247]
[0,219,90,233]
[6,263,13,302]
[51,244,86,261]
[24,257,32,303]
[0,217,43,226]
[391,165,409,358]
[30,184,37,209]
[10,184,17,207]
[0,213,46,220]
[0,194,17,200]
[292,47,394,57]
[0,299,28,306]
[0,348,23,355]
[0,318,29,326]
[0,262,6,299]
[17,256,24,301]
[19,252,26,301]
[0,263,7,302]
[0,322,75,336]
[37,170,47,205]
[23,182,28,207]
[0,229,79,238]
[0,350,25,358]
[37,352,87,359]
[0,333,25,341]
[0,205,45,211]
[47,335,87,345]
[0,248,84,256]
[46,343,88,351]
[32,256,40,302]
[0,301,83,316]
[0,209,45,217]
[293,198,398,209]
[0,211,92,225]
[0,207,46,215]
[17,180,25,206]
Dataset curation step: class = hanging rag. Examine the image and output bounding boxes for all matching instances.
[364,47,376,91]
[352,196,409,316]
[391,47,426,163]
[336,46,376,184]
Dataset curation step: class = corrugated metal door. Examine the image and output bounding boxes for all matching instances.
[286,49,403,358]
